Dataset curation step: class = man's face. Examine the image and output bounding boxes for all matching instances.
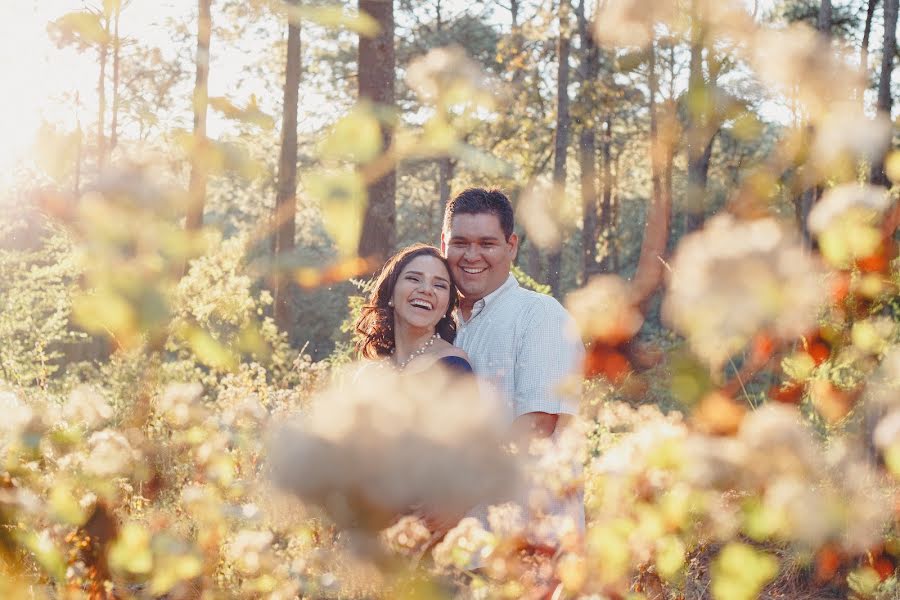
[441,212,518,302]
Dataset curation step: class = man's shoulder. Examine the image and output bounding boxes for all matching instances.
[507,285,571,319]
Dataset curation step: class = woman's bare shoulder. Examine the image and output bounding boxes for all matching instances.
[430,339,469,360]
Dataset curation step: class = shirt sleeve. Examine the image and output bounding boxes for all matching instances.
[513,297,585,419]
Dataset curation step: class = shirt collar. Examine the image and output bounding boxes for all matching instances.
[458,274,518,323]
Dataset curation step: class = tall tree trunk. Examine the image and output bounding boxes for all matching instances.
[109,1,122,153]
[547,0,571,296]
[598,114,613,272]
[357,0,396,262]
[96,23,109,172]
[576,0,599,281]
[633,39,671,307]
[610,151,620,273]
[685,1,715,233]
[861,0,877,81]
[273,12,302,334]
[872,0,898,186]
[186,0,212,232]
[818,0,832,32]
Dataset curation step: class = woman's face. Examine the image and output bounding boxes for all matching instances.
[391,254,452,331]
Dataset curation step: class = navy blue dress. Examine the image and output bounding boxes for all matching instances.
[438,355,473,374]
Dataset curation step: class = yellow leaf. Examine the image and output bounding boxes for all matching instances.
[109,523,153,576]
[49,483,87,526]
[16,531,66,581]
[150,553,202,595]
[51,11,110,46]
[885,150,900,183]
[279,4,380,36]
[303,170,367,256]
[319,105,383,163]
[655,535,686,581]
[184,327,238,371]
[72,289,136,338]
[711,543,778,600]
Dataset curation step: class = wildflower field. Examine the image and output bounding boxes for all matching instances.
[2,0,900,598]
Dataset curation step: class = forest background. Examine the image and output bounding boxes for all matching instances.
[1,0,900,598]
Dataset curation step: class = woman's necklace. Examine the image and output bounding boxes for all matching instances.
[393,333,440,370]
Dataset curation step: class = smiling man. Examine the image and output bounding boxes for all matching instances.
[441,187,585,536]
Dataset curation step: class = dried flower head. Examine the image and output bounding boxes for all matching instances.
[270,366,521,530]
[62,385,113,430]
[85,429,140,477]
[751,25,863,119]
[156,383,207,429]
[565,275,644,345]
[406,46,494,104]
[809,184,890,268]
[432,517,496,570]
[662,215,828,370]
[810,106,892,172]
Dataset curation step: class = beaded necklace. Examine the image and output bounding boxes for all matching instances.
[393,333,440,370]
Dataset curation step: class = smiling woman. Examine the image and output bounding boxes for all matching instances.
[353,244,472,373]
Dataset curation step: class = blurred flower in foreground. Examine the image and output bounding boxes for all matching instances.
[593,0,678,47]
[808,184,890,269]
[62,385,112,430]
[156,383,207,429]
[84,430,141,477]
[432,517,496,571]
[515,181,566,251]
[0,390,34,439]
[270,365,520,530]
[406,45,494,106]
[565,275,643,345]
[751,25,863,119]
[662,215,828,371]
[594,0,751,48]
[810,106,892,176]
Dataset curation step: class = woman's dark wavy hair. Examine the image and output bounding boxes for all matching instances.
[354,244,459,359]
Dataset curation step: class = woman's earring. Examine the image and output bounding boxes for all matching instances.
[388,300,394,307]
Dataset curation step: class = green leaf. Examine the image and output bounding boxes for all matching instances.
[278,3,380,37]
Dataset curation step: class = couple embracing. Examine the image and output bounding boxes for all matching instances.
[354,187,585,537]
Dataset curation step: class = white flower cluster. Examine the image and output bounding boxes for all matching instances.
[662,215,828,370]
[565,275,644,344]
[62,385,113,430]
[406,45,494,103]
[270,366,521,530]
[808,184,890,235]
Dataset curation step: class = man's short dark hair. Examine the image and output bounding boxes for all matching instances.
[443,188,515,240]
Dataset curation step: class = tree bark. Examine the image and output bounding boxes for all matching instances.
[357,0,396,262]
[599,114,613,272]
[109,2,122,153]
[685,4,707,233]
[818,0,832,32]
[576,0,599,281]
[96,19,109,172]
[273,10,302,334]
[861,0,877,78]
[632,39,671,307]
[186,0,211,232]
[871,0,898,186]
[547,0,571,296]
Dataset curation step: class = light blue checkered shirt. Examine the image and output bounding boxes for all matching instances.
[454,274,586,538]
[454,274,584,422]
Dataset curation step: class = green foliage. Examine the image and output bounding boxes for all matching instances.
[0,216,84,385]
